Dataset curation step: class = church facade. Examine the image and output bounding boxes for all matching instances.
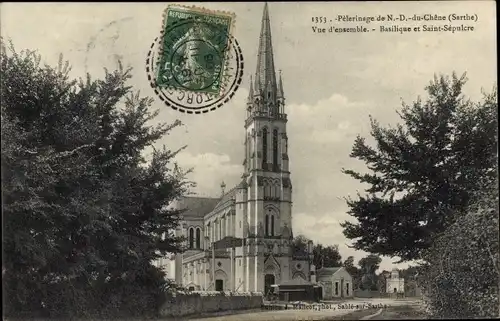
[170,3,314,294]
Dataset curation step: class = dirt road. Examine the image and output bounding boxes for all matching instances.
[187,298,423,321]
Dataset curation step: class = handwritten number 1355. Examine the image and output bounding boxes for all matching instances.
[312,17,327,23]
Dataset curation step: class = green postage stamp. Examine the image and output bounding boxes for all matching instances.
[156,5,236,95]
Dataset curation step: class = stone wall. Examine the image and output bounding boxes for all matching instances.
[159,291,263,318]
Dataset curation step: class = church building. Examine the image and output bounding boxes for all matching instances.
[169,3,315,294]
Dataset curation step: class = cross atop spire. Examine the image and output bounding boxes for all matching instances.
[255,2,277,98]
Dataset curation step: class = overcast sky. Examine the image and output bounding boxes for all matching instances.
[2,1,496,272]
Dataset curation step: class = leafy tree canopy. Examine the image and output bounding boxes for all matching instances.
[419,177,499,318]
[343,256,362,289]
[291,235,342,268]
[341,73,497,261]
[313,243,343,269]
[358,254,382,290]
[2,40,190,318]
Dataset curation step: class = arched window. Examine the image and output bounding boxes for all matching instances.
[195,228,201,249]
[265,215,269,236]
[271,215,275,236]
[264,185,270,198]
[262,128,268,167]
[189,228,194,249]
[273,129,279,170]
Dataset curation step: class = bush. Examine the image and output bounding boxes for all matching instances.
[419,178,499,318]
[1,41,187,319]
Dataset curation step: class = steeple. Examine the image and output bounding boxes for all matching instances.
[255,2,277,98]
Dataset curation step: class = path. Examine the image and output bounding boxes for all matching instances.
[187,298,422,321]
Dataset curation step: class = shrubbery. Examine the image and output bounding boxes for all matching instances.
[419,178,499,318]
[2,40,188,319]
[341,70,498,317]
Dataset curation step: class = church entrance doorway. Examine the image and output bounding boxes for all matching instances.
[215,279,224,291]
[264,274,275,296]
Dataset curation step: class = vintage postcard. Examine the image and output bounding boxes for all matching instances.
[1,1,497,320]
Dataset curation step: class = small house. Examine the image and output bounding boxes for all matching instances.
[316,267,354,300]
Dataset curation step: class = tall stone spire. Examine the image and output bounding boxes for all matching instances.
[254,2,277,98]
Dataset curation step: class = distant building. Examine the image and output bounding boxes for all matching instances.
[316,267,354,299]
[386,268,405,295]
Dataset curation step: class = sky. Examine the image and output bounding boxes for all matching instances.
[2,1,496,272]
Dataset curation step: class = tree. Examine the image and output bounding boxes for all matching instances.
[400,266,418,281]
[377,270,390,293]
[291,236,342,269]
[399,266,419,296]
[313,244,342,269]
[292,234,310,255]
[2,41,190,318]
[419,177,499,318]
[343,256,361,289]
[358,254,382,290]
[341,73,497,261]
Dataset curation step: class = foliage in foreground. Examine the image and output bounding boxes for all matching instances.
[1,40,190,318]
[341,73,497,261]
[419,177,499,318]
[341,71,498,317]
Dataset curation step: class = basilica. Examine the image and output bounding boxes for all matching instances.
[167,3,314,294]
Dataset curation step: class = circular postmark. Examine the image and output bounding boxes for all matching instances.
[146,17,244,114]
[170,39,223,91]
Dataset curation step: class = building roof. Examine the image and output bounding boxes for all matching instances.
[316,267,342,277]
[179,196,220,218]
[254,2,277,95]
[180,181,243,219]
[213,236,244,249]
[213,187,237,211]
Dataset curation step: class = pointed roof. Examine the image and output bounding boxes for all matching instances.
[178,196,220,218]
[316,267,342,277]
[255,2,277,95]
[213,186,237,211]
